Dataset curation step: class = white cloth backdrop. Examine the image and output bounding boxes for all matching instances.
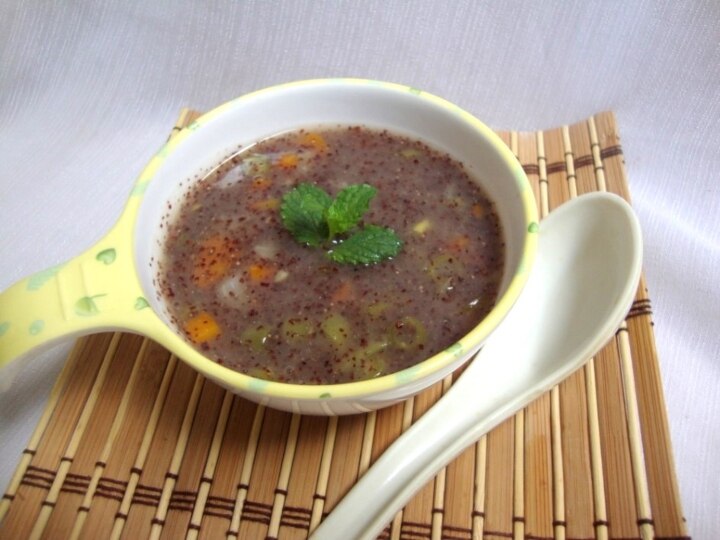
[1,1,718,537]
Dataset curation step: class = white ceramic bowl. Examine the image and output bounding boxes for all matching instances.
[0,79,537,415]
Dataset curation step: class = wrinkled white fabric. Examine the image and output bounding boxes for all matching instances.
[1,1,718,536]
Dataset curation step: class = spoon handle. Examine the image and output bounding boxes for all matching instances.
[310,351,527,540]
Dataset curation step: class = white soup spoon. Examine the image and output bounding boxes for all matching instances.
[311,191,643,540]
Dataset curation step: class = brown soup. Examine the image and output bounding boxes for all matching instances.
[157,126,504,384]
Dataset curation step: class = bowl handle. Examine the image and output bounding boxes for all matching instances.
[0,225,153,374]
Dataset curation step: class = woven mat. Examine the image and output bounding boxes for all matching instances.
[0,111,689,540]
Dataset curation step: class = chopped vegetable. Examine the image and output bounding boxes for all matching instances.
[184,312,221,344]
[412,219,432,234]
[331,281,356,303]
[366,302,390,318]
[391,316,427,350]
[217,274,246,309]
[281,319,315,342]
[428,254,465,292]
[240,325,272,352]
[251,177,272,190]
[246,366,276,380]
[471,203,485,218]
[253,242,278,260]
[250,198,280,211]
[248,263,276,283]
[191,235,237,288]
[300,132,328,152]
[322,313,350,347]
[241,154,271,176]
[278,153,299,169]
[400,148,421,159]
[340,340,390,379]
[447,234,471,253]
[273,269,289,282]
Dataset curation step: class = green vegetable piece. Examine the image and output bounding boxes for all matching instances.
[242,154,271,176]
[399,148,421,159]
[364,354,388,378]
[321,313,350,347]
[328,225,403,265]
[240,325,272,352]
[325,184,377,238]
[366,302,391,318]
[340,341,389,380]
[428,253,465,293]
[280,183,332,247]
[134,297,150,310]
[246,366,276,380]
[391,316,428,350]
[281,318,315,342]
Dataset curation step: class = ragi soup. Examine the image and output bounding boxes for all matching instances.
[157,126,505,384]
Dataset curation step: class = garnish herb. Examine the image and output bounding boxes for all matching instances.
[280,183,402,264]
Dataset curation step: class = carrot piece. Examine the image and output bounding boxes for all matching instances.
[250,198,280,211]
[251,177,272,190]
[184,311,221,344]
[248,263,276,283]
[331,281,356,303]
[300,132,328,152]
[191,236,237,288]
[447,234,471,253]
[471,203,485,218]
[278,153,299,169]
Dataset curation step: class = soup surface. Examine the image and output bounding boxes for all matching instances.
[157,126,504,384]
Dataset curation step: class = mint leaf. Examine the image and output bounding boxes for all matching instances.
[326,184,377,238]
[280,183,332,246]
[328,225,403,265]
[280,181,403,265]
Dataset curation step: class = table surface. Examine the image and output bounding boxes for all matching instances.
[1,2,718,538]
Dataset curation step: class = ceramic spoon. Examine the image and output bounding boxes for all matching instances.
[311,192,643,540]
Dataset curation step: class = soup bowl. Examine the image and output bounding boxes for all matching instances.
[0,79,537,415]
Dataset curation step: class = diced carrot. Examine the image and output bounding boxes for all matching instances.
[471,203,485,218]
[250,198,280,211]
[331,281,356,303]
[447,234,471,253]
[278,153,299,169]
[191,235,237,288]
[251,177,272,190]
[248,263,276,283]
[300,132,328,152]
[184,311,221,344]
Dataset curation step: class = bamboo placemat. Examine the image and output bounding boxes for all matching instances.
[0,111,689,540]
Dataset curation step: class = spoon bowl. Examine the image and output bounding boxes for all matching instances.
[311,192,643,539]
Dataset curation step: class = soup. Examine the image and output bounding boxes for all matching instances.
[157,126,504,384]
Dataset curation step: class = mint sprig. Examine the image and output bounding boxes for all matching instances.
[279,183,332,247]
[280,183,402,265]
[326,184,377,238]
[327,225,403,264]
